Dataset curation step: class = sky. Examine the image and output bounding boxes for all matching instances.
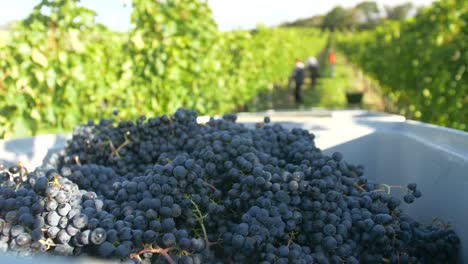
[0,0,436,32]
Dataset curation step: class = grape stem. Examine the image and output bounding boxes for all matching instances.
[203,181,217,192]
[189,198,210,251]
[18,161,28,175]
[39,238,56,250]
[74,155,81,165]
[431,217,452,229]
[371,184,391,194]
[287,231,297,246]
[109,133,132,159]
[49,175,63,189]
[387,185,405,188]
[130,246,176,264]
[353,182,367,193]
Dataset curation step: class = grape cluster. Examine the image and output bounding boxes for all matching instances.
[403,183,422,204]
[0,108,460,263]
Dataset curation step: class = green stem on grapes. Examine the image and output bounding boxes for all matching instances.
[189,198,210,251]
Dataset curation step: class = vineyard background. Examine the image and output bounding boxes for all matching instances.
[0,0,466,138]
[0,0,328,138]
[337,0,467,131]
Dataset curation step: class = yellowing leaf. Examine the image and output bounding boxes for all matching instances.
[69,29,85,53]
[13,117,32,137]
[435,35,443,46]
[58,51,68,63]
[32,49,48,67]
[30,108,41,121]
[422,89,431,98]
[34,70,44,82]
[131,31,145,50]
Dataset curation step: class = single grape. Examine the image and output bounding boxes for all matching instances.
[90,228,107,245]
[404,194,415,204]
[72,213,89,229]
[162,233,176,247]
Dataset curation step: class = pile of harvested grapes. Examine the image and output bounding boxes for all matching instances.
[0,108,460,263]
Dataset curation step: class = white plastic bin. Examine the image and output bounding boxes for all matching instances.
[1,109,467,262]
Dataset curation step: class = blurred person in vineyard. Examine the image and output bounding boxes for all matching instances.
[305,56,320,87]
[328,48,336,78]
[290,59,305,105]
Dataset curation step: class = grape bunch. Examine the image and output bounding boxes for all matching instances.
[403,183,422,204]
[0,108,460,263]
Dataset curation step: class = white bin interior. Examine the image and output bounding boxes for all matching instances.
[1,110,467,262]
